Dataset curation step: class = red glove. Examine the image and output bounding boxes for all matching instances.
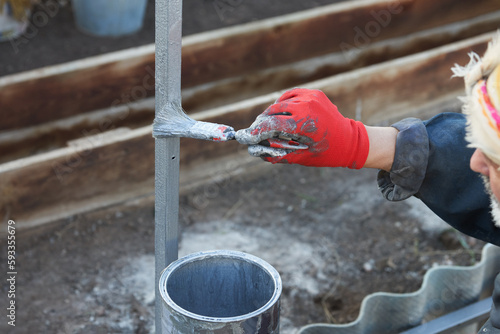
[235,88,369,169]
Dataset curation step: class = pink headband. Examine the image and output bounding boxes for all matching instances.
[475,79,500,138]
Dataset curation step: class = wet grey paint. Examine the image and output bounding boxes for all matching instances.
[154,0,234,142]
[154,102,235,141]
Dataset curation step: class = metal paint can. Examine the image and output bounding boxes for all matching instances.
[159,250,282,333]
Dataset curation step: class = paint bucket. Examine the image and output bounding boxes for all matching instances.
[72,0,147,37]
[0,2,30,42]
[159,250,282,333]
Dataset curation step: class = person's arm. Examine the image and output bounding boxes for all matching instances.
[364,126,398,171]
[236,88,398,171]
[235,88,499,244]
[379,113,500,246]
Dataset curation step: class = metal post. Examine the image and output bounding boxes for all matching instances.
[154,0,237,332]
[154,0,183,333]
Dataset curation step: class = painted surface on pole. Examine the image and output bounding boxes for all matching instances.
[154,0,183,333]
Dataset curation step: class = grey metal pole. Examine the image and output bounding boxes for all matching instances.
[154,0,182,333]
[154,1,236,332]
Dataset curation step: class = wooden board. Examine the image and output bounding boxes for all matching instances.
[182,9,500,112]
[0,98,155,164]
[181,0,500,86]
[0,127,154,229]
[2,8,500,164]
[2,0,500,132]
[0,32,493,230]
[0,45,156,131]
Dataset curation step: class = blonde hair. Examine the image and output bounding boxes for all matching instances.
[452,32,500,166]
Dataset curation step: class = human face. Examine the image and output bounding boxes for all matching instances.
[470,149,500,227]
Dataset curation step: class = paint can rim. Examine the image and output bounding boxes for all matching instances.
[159,249,282,323]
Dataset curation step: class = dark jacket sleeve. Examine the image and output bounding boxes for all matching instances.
[377,112,500,246]
[379,112,500,332]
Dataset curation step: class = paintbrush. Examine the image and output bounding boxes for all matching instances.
[152,102,308,151]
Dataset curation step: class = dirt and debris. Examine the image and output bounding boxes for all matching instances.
[0,155,486,333]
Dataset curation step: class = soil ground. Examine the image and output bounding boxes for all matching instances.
[0,1,489,333]
[0,152,486,334]
[0,0,341,77]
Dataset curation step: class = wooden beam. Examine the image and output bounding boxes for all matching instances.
[0,127,154,230]
[2,0,499,132]
[0,98,154,164]
[181,0,500,86]
[2,10,499,164]
[0,45,156,131]
[182,10,500,112]
[0,32,493,230]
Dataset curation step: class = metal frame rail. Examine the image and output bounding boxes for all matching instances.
[401,297,492,334]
